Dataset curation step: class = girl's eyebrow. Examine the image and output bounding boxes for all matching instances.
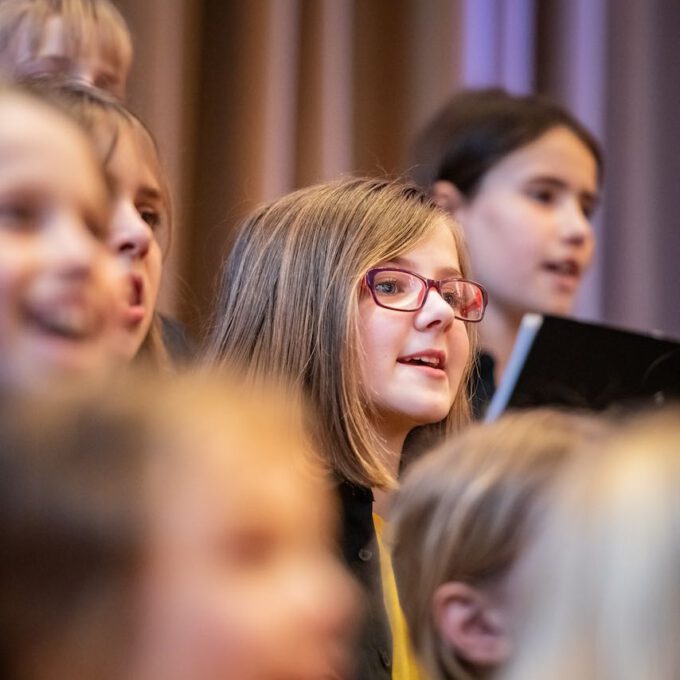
[385,256,463,278]
[526,175,600,205]
[138,186,162,203]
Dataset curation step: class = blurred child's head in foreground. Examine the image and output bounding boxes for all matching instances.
[390,408,608,680]
[0,370,359,680]
[0,82,122,395]
[500,407,680,680]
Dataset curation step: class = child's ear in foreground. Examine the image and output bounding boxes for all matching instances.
[433,580,512,668]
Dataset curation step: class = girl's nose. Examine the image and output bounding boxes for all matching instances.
[414,284,456,332]
[109,203,151,259]
[560,200,594,246]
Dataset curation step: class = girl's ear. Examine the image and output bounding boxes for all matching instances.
[432,581,512,669]
[431,180,464,214]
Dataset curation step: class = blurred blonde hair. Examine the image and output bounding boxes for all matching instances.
[0,368,317,680]
[0,0,132,93]
[500,407,680,680]
[206,176,476,490]
[390,409,608,680]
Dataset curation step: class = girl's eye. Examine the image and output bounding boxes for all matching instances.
[374,279,401,296]
[138,207,161,230]
[0,201,37,231]
[527,186,558,206]
[94,73,116,91]
[580,200,596,220]
[442,290,462,307]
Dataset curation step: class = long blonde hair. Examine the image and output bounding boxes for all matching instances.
[500,407,680,680]
[390,409,608,680]
[207,176,475,489]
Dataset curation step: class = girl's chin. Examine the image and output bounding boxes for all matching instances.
[401,405,453,429]
[534,287,581,316]
[373,398,454,437]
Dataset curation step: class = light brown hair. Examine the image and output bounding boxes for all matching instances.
[500,407,680,680]
[0,0,132,95]
[390,409,608,680]
[207,176,475,489]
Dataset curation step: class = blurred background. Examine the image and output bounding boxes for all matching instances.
[114,0,680,340]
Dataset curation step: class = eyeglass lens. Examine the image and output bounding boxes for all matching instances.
[370,270,485,321]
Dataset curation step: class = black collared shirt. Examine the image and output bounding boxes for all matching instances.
[337,480,393,680]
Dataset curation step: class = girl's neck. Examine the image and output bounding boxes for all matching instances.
[479,304,523,386]
[372,428,407,519]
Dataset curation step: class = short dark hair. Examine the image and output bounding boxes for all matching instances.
[410,88,603,197]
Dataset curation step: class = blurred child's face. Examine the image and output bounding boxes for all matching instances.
[456,126,598,321]
[137,431,359,680]
[105,122,164,361]
[10,15,130,98]
[0,93,121,393]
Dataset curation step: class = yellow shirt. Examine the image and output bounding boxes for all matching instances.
[374,513,427,680]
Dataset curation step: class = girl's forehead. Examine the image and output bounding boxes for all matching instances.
[95,118,152,175]
[0,94,76,153]
[403,219,460,259]
[128,120,162,165]
[155,426,319,508]
[110,121,169,203]
[495,127,594,175]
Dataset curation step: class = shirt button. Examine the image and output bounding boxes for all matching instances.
[358,547,373,562]
[380,649,392,669]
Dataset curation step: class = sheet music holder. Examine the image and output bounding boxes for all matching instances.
[485,314,680,422]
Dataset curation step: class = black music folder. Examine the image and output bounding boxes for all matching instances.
[485,314,680,421]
